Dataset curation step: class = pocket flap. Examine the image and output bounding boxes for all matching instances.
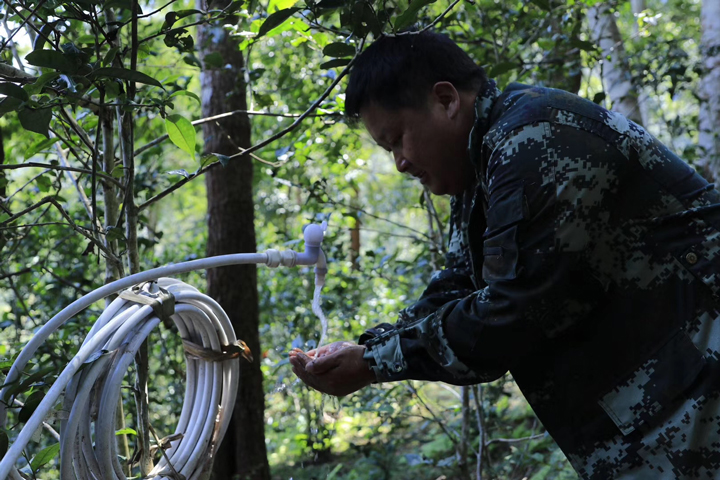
[598,330,705,436]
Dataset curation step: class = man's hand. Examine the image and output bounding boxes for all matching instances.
[289,341,375,397]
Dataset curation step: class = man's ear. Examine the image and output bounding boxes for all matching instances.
[431,81,461,119]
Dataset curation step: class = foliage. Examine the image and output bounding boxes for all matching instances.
[0,0,706,477]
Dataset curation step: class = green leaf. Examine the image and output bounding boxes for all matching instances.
[258,8,300,38]
[25,137,60,160]
[25,50,77,74]
[488,61,517,77]
[19,391,44,423]
[211,153,231,166]
[24,72,60,96]
[0,97,22,117]
[268,0,298,12]
[115,427,137,436]
[105,226,127,243]
[18,107,53,138]
[394,0,437,31]
[569,38,598,52]
[0,82,29,101]
[203,51,224,68]
[165,114,196,158]
[0,430,7,458]
[170,90,201,105]
[102,47,119,67]
[530,0,551,11]
[30,443,60,471]
[322,42,355,58]
[89,67,163,88]
[320,58,351,69]
[36,175,52,192]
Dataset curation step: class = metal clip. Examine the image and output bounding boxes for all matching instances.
[119,281,175,321]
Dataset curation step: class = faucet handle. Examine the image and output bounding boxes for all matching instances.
[303,223,325,247]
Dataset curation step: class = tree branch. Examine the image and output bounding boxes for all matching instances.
[0,162,124,189]
[137,55,357,211]
[133,109,342,157]
[0,196,122,268]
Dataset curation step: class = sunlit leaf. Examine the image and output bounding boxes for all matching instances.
[24,137,60,160]
[165,114,196,158]
[115,428,137,436]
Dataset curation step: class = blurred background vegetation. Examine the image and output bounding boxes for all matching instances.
[0,0,717,477]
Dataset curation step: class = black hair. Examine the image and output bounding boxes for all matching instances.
[345,32,487,119]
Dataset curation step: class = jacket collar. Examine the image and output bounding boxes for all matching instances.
[468,79,501,172]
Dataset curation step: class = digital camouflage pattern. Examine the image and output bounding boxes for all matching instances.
[360,80,720,478]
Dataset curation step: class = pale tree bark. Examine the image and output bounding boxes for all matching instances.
[197,1,270,478]
[697,0,720,181]
[587,3,644,125]
[630,0,652,126]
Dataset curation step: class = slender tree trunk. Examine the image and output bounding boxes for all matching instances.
[587,3,644,125]
[698,0,720,180]
[197,2,270,478]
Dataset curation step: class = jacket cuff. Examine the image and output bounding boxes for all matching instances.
[363,332,409,382]
[358,323,395,345]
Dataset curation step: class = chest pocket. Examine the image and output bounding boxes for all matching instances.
[482,186,526,282]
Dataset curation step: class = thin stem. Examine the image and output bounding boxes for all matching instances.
[0,0,47,51]
[0,162,124,189]
[0,196,122,267]
[138,53,358,211]
[2,0,56,50]
[133,109,341,157]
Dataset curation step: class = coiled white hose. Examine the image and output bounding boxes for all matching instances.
[0,224,328,480]
[57,278,240,480]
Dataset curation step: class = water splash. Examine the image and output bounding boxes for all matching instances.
[312,283,328,349]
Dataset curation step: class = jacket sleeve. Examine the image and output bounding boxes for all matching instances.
[361,122,615,385]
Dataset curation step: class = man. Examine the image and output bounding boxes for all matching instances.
[290,32,720,479]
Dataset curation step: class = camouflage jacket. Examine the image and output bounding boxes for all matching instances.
[360,80,720,479]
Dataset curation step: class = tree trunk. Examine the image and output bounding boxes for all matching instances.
[197,2,271,478]
[587,4,644,125]
[698,0,720,180]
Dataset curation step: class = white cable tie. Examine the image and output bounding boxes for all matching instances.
[119,283,175,321]
[265,249,281,268]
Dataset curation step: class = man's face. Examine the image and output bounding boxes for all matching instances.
[360,90,474,196]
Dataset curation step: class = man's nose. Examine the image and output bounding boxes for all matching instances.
[393,150,409,173]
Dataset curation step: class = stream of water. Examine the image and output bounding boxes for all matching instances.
[311,283,328,349]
